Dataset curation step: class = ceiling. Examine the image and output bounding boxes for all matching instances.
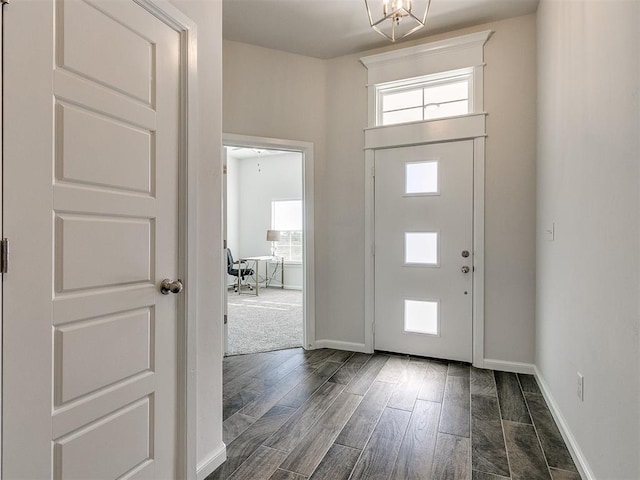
[223,0,539,59]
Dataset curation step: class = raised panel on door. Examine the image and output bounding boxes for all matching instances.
[3,0,182,477]
[54,398,153,479]
[54,309,152,405]
[58,0,154,103]
[55,215,152,292]
[57,103,153,193]
[374,141,474,362]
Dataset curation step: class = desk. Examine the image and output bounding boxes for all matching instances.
[238,256,284,295]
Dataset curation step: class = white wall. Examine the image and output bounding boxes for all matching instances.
[536,1,640,478]
[223,41,327,151]
[224,14,537,362]
[169,0,225,477]
[224,40,326,299]
[226,153,240,257]
[320,53,369,345]
[237,153,302,258]
[322,15,538,359]
[227,151,303,289]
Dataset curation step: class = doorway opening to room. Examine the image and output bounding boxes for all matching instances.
[223,135,315,356]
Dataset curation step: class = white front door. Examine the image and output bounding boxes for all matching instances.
[3,1,182,477]
[374,141,474,362]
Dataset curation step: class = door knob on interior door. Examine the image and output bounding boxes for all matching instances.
[461,266,470,274]
[160,278,184,295]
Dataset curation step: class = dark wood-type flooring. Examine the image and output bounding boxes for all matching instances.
[209,348,581,480]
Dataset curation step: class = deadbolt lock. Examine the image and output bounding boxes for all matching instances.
[461,250,470,258]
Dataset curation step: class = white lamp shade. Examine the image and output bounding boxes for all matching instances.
[266,230,281,242]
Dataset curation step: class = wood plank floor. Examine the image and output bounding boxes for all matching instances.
[209,348,581,480]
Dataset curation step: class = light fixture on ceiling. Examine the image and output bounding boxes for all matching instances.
[365,0,431,42]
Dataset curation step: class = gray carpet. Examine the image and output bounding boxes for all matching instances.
[227,287,303,356]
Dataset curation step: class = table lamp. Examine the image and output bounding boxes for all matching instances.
[266,230,281,256]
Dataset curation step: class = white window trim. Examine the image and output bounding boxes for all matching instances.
[361,30,493,128]
[361,31,491,369]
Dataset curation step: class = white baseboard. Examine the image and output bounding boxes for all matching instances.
[196,443,226,480]
[314,340,369,353]
[534,367,596,480]
[482,358,535,374]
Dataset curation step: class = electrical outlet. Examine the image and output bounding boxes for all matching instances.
[576,372,584,401]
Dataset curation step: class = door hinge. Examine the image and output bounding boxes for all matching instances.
[371,243,375,257]
[224,314,228,325]
[223,239,227,250]
[372,166,375,178]
[1,238,8,274]
[223,165,227,175]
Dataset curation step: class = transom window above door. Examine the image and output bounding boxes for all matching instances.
[378,71,472,126]
[361,30,492,132]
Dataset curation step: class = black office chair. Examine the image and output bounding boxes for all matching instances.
[227,249,254,293]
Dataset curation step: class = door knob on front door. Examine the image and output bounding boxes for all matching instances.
[461,266,470,274]
[160,279,184,295]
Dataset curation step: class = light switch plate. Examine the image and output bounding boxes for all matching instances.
[577,372,584,401]
[545,222,555,241]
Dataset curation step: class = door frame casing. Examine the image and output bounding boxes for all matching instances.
[135,2,199,477]
[1,1,198,478]
[364,118,486,367]
[222,133,316,350]
[0,5,4,477]
[135,3,199,477]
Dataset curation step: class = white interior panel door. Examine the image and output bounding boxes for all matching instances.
[374,141,474,362]
[3,1,182,477]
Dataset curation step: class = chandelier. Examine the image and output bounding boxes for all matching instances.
[365,0,431,42]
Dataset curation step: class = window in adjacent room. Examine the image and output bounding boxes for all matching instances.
[272,199,303,262]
